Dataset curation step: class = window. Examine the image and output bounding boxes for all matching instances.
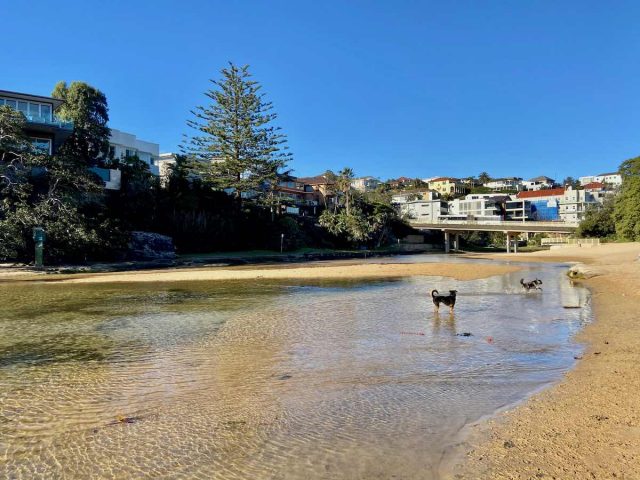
[5,99,16,109]
[17,101,28,114]
[28,102,39,118]
[0,99,4,106]
[32,138,52,155]
[40,104,51,120]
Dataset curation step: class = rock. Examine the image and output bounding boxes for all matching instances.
[503,440,516,448]
[128,231,176,260]
[567,263,601,279]
[457,332,473,337]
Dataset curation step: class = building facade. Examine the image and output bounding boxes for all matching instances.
[0,89,73,154]
[483,177,523,191]
[351,176,381,192]
[427,177,468,196]
[523,176,556,191]
[516,188,564,220]
[109,128,160,175]
[558,187,599,223]
[398,199,448,222]
[579,172,622,188]
[446,194,505,221]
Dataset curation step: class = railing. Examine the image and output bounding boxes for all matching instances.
[410,218,579,228]
[24,114,74,130]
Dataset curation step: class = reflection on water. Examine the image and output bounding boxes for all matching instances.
[0,260,591,479]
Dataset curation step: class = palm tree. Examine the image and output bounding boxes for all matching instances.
[336,167,354,215]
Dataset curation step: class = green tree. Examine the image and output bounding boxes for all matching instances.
[563,176,579,188]
[614,156,640,240]
[577,200,616,238]
[336,167,354,215]
[478,172,491,184]
[183,63,291,203]
[52,81,111,166]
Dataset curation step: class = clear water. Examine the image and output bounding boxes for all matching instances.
[0,258,591,479]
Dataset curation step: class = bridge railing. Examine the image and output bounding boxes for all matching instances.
[409,218,579,228]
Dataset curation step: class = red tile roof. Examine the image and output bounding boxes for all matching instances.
[516,187,565,199]
[582,182,605,190]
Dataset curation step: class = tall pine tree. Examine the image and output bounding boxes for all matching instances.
[183,63,291,203]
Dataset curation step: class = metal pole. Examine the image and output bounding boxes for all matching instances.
[280,233,284,253]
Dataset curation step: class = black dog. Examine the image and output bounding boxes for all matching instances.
[431,289,457,312]
[520,278,543,291]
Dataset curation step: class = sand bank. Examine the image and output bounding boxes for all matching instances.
[448,242,640,479]
[48,261,520,284]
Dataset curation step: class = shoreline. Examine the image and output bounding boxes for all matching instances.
[22,260,521,284]
[446,242,640,479]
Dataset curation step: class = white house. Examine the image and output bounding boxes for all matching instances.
[483,177,523,191]
[109,128,160,175]
[579,172,622,188]
[351,176,381,192]
[523,176,556,191]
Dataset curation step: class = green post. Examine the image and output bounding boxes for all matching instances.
[33,227,46,269]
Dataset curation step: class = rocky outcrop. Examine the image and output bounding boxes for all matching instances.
[128,231,176,260]
[567,263,601,279]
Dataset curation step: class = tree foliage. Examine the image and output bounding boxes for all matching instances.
[577,200,616,238]
[52,81,111,166]
[614,156,640,241]
[183,63,291,202]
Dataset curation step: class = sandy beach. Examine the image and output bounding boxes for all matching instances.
[29,260,520,284]
[447,242,640,479]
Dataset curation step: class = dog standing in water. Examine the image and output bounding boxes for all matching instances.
[520,278,543,291]
[431,289,457,312]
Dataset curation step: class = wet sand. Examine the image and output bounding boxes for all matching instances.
[448,242,640,479]
[36,261,520,284]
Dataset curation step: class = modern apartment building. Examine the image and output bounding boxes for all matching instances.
[398,199,448,222]
[504,199,534,221]
[559,187,599,223]
[109,128,160,175]
[0,89,73,154]
[447,194,505,221]
[297,175,337,207]
[516,188,564,220]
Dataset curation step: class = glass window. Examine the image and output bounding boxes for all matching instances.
[0,99,4,106]
[40,104,51,120]
[17,101,28,114]
[6,99,16,109]
[32,138,52,154]
[29,102,40,118]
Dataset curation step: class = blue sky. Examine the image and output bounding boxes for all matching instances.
[2,0,639,180]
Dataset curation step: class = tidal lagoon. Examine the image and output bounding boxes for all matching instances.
[0,258,591,479]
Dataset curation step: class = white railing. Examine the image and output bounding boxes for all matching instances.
[410,218,579,228]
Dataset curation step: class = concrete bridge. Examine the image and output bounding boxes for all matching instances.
[410,220,578,253]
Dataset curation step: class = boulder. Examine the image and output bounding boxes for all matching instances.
[128,231,176,260]
[567,263,601,279]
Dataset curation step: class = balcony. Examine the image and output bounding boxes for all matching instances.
[24,114,73,131]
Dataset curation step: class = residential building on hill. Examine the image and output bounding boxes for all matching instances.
[391,190,440,204]
[351,176,381,192]
[297,175,336,207]
[427,177,468,196]
[522,176,556,191]
[109,128,160,175]
[579,172,622,188]
[483,177,523,191]
[0,89,73,155]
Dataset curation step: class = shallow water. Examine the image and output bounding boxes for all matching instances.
[0,257,591,479]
